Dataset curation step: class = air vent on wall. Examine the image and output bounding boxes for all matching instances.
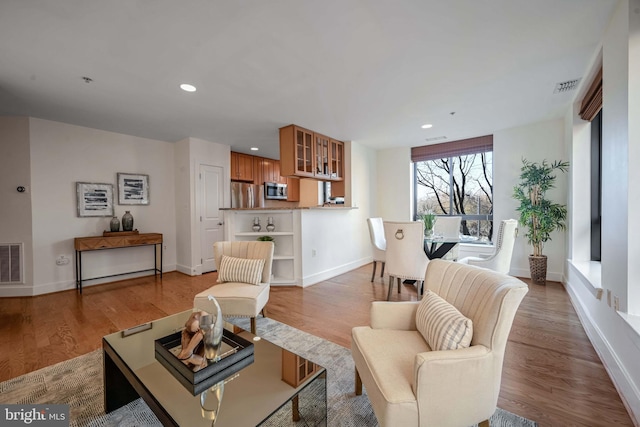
[0,243,22,284]
[553,78,581,94]
[425,136,447,142]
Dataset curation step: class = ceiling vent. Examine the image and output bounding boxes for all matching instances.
[425,136,447,142]
[553,78,581,94]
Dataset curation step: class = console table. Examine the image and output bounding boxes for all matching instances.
[74,232,163,293]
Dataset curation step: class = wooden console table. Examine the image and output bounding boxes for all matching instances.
[74,232,163,293]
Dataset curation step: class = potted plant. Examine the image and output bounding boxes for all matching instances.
[257,235,275,245]
[513,159,569,285]
[422,212,437,238]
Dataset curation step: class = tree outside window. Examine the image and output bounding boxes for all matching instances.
[414,151,493,240]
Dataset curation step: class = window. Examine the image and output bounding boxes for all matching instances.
[590,110,602,261]
[412,136,493,241]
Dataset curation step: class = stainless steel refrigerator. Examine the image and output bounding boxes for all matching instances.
[231,182,264,208]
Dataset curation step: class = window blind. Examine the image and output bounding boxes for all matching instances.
[411,135,493,163]
[579,68,602,122]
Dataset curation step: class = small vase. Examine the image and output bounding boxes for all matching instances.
[109,216,120,232]
[122,211,134,231]
[200,296,224,361]
[252,217,261,232]
[266,217,275,232]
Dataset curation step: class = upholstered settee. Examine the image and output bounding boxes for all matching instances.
[351,259,528,427]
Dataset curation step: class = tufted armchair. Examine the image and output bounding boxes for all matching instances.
[351,259,528,427]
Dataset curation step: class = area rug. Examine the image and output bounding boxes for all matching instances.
[0,317,536,426]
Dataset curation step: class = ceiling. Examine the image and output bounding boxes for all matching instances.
[0,1,616,160]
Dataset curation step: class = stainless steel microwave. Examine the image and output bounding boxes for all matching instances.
[264,182,287,200]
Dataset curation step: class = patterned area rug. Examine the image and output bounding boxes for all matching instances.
[0,317,536,426]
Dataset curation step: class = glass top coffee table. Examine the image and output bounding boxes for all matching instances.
[103,310,327,426]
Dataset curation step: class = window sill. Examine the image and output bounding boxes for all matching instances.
[568,259,602,300]
[618,313,640,351]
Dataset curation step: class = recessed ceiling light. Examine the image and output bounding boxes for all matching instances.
[250,147,259,151]
[421,124,433,129]
[180,83,196,92]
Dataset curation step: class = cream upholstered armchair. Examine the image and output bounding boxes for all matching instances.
[194,241,274,335]
[458,219,518,275]
[367,217,386,282]
[383,221,429,300]
[351,259,528,427]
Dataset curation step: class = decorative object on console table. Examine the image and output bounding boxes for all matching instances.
[76,182,114,217]
[257,236,274,245]
[121,211,134,231]
[252,217,261,231]
[109,216,120,232]
[513,158,569,285]
[117,172,149,205]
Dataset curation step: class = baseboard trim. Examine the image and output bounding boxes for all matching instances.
[300,257,370,287]
[509,267,563,282]
[564,277,640,425]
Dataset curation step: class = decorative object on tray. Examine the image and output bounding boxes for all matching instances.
[109,216,120,232]
[76,182,114,217]
[252,216,261,232]
[122,211,134,231]
[154,310,255,394]
[200,296,224,362]
[266,216,275,232]
[117,172,149,205]
[176,311,208,370]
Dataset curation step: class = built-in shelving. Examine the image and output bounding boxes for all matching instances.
[225,210,298,285]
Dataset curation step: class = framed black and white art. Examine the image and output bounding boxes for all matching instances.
[76,182,114,217]
[117,173,149,205]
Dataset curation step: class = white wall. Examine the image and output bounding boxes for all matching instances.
[299,141,375,285]
[493,119,567,281]
[376,147,412,221]
[565,0,640,422]
[0,117,33,289]
[12,118,178,296]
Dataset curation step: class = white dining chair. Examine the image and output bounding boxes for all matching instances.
[433,216,462,260]
[458,219,518,275]
[383,221,429,300]
[367,218,386,282]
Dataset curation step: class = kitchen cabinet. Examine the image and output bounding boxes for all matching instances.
[286,177,300,201]
[279,125,315,178]
[329,139,344,180]
[314,133,330,179]
[280,124,344,182]
[231,152,254,182]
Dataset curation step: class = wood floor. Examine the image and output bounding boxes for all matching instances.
[0,265,634,427]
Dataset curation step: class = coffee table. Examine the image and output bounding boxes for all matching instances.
[103,310,327,426]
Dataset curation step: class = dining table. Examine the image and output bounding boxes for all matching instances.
[423,236,461,259]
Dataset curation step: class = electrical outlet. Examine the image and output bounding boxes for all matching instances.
[55,255,70,266]
[614,296,620,311]
[607,289,611,307]
[311,249,317,257]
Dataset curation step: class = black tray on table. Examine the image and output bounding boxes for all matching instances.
[154,328,254,395]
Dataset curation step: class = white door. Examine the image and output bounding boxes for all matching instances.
[200,164,225,273]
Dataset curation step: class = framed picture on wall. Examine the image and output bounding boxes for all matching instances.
[117,173,149,205]
[76,182,114,217]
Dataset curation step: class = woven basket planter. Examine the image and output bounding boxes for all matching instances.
[528,255,547,285]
